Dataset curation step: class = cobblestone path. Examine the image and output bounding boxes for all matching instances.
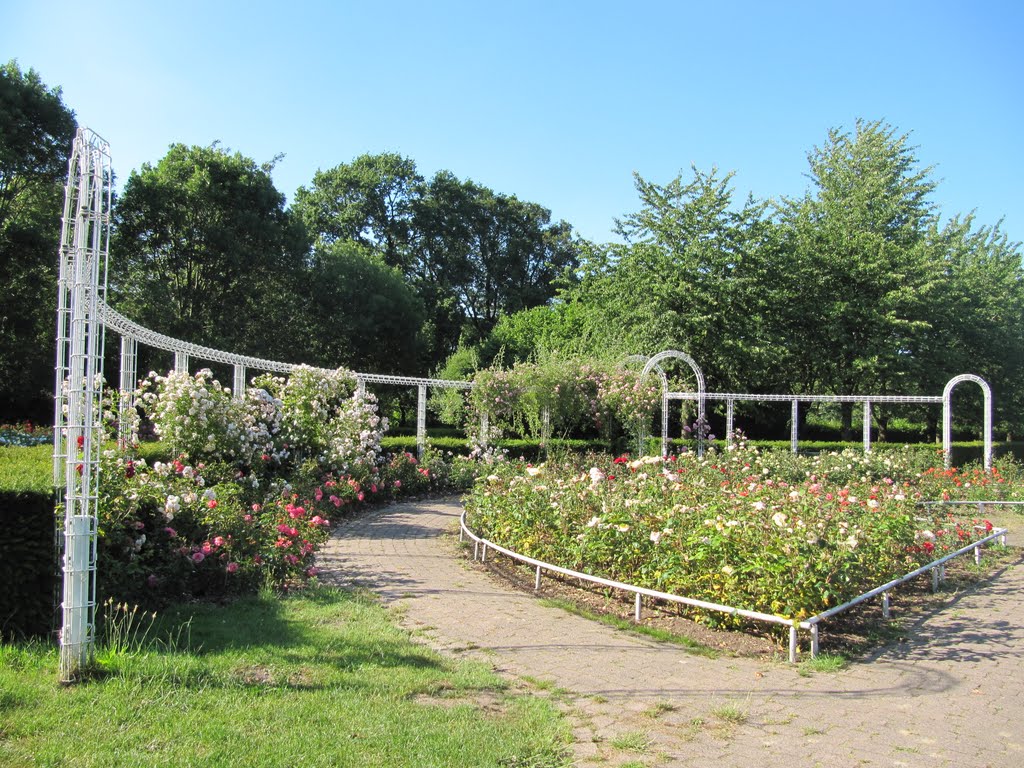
[319,498,1024,767]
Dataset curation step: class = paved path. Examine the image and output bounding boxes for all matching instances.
[318,498,1024,767]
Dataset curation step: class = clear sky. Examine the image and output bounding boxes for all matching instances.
[4,0,1021,245]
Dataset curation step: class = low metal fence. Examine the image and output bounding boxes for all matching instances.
[459,501,1019,662]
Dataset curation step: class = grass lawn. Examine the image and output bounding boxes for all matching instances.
[0,588,570,767]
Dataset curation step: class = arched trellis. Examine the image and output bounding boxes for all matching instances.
[943,374,993,470]
[639,350,707,457]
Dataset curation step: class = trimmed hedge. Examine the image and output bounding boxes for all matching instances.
[0,489,58,639]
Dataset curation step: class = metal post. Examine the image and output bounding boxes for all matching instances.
[863,401,872,454]
[726,398,734,447]
[810,624,819,658]
[233,364,246,399]
[789,625,798,663]
[661,385,670,458]
[790,400,799,454]
[118,335,138,449]
[417,384,427,460]
[535,565,542,591]
[882,592,890,618]
[634,593,642,622]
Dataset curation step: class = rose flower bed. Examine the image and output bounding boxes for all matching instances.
[465,444,1022,625]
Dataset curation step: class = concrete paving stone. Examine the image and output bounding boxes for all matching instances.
[318,497,1024,767]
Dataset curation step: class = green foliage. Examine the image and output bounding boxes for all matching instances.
[110,143,310,362]
[465,447,1020,627]
[0,61,77,421]
[464,356,660,454]
[303,241,425,373]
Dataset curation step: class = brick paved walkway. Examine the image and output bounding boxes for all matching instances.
[318,498,1024,767]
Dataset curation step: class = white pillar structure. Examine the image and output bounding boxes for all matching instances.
[53,128,111,681]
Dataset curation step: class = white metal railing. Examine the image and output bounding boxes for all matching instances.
[460,503,1015,662]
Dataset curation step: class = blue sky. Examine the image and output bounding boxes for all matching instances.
[4,0,1021,245]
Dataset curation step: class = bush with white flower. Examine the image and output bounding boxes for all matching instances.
[136,369,276,465]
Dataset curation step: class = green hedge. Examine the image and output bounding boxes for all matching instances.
[0,489,58,639]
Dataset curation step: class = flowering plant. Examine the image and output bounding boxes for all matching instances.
[465,446,1012,625]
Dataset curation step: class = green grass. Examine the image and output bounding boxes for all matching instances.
[536,597,719,658]
[0,587,571,767]
[797,653,849,675]
[0,443,54,494]
[609,731,650,753]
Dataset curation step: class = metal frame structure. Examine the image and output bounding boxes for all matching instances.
[99,301,473,460]
[53,128,112,681]
[635,354,994,470]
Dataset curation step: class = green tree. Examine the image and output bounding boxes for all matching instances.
[110,144,309,362]
[293,152,421,272]
[0,60,77,420]
[912,217,1024,439]
[412,171,580,360]
[775,120,939,437]
[301,241,425,374]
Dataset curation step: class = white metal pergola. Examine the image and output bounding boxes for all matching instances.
[637,350,993,470]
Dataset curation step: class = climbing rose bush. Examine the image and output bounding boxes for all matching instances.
[253,366,387,481]
[136,369,280,465]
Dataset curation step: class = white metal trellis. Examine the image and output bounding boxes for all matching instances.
[53,128,112,681]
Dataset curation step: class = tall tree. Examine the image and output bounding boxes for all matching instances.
[0,60,77,420]
[412,171,579,361]
[110,144,309,361]
[293,152,421,272]
[775,120,939,437]
[300,240,425,374]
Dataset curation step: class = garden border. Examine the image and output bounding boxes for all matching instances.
[459,505,1012,662]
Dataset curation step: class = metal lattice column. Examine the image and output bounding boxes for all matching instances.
[55,128,111,681]
[790,400,799,454]
[416,384,427,459]
[118,336,137,449]
[233,364,246,399]
[863,401,872,454]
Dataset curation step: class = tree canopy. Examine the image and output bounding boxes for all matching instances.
[0,60,77,420]
[1,62,1020,440]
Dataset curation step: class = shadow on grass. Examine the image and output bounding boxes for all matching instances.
[92,586,448,692]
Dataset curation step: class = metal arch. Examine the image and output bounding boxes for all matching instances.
[942,374,993,470]
[622,355,670,456]
[641,350,706,456]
